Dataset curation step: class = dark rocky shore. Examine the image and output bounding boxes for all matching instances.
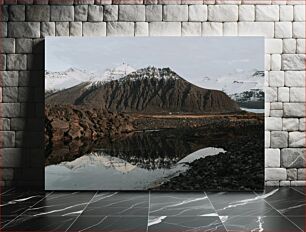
[152,124,264,191]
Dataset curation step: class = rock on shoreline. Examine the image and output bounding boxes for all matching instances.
[45,104,134,146]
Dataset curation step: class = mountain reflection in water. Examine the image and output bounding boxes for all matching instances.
[45,147,225,190]
[45,127,252,190]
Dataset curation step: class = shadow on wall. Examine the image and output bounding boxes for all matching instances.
[16,40,45,188]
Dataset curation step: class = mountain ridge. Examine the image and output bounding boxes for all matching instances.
[46,66,241,114]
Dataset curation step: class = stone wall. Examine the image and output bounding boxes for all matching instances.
[0,0,305,187]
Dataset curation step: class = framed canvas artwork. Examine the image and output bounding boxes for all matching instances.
[45,37,264,191]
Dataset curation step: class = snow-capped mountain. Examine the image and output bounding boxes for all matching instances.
[196,69,265,109]
[46,66,241,114]
[196,69,264,95]
[45,68,99,92]
[101,63,136,82]
[45,63,136,92]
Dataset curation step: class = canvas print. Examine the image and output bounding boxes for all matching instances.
[45,37,264,191]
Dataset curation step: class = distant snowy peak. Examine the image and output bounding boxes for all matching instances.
[46,64,137,92]
[88,63,137,88]
[198,70,264,96]
[45,68,99,92]
[100,63,136,82]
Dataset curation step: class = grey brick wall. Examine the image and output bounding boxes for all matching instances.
[0,0,305,187]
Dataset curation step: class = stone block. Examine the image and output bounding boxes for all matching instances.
[104,5,118,21]
[265,181,280,186]
[282,54,305,71]
[265,87,277,102]
[223,22,237,36]
[289,132,305,147]
[119,5,145,21]
[269,71,284,86]
[1,71,18,87]
[270,54,281,71]
[107,22,134,36]
[281,148,305,168]
[149,22,181,36]
[265,39,282,54]
[41,22,55,37]
[265,168,287,181]
[2,87,18,102]
[270,110,283,117]
[70,22,82,36]
[83,22,106,36]
[9,5,25,21]
[280,5,293,21]
[163,5,188,21]
[297,168,305,180]
[1,22,7,37]
[189,5,207,21]
[1,5,9,22]
[290,87,304,102]
[8,22,40,38]
[1,38,15,53]
[55,22,69,36]
[270,131,288,148]
[50,6,74,21]
[145,5,162,22]
[279,181,290,186]
[135,22,148,36]
[239,5,255,21]
[265,117,282,131]
[294,5,305,21]
[287,168,297,180]
[208,5,238,21]
[88,5,103,22]
[182,22,201,36]
[16,39,32,53]
[270,102,282,110]
[7,54,27,71]
[283,39,296,54]
[265,148,280,167]
[285,71,305,87]
[2,103,20,117]
[283,118,299,131]
[74,5,88,21]
[202,22,222,36]
[284,103,305,117]
[238,22,274,37]
[290,181,306,186]
[255,5,279,21]
[26,5,50,21]
[275,22,292,39]
[293,22,305,38]
[296,39,305,54]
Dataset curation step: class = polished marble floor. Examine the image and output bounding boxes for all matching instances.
[0,187,305,231]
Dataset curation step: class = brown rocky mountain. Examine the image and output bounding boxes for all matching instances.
[46,67,241,114]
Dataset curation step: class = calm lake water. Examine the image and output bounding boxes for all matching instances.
[45,128,226,190]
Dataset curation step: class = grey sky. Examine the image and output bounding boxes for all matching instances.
[46,36,264,81]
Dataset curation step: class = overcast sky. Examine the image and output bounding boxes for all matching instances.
[46,36,264,81]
